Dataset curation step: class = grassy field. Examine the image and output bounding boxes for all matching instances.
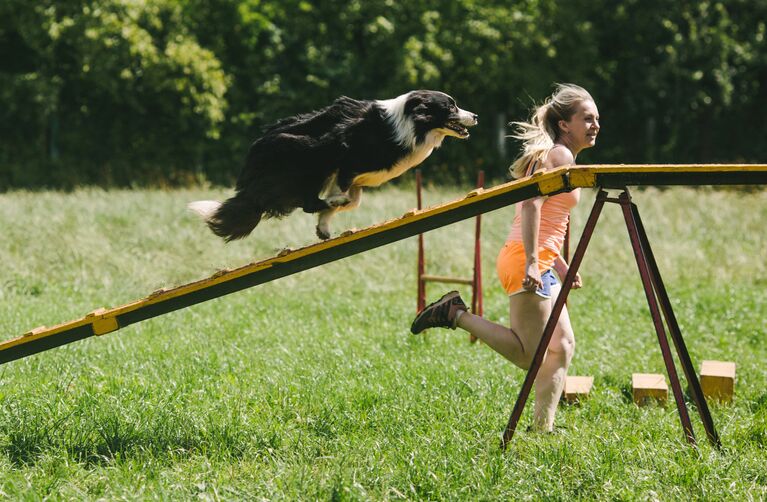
[1,183,766,500]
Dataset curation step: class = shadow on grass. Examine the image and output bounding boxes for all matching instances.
[748,392,767,413]
[1,410,282,467]
[597,374,636,405]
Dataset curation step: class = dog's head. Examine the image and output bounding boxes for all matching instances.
[403,90,478,142]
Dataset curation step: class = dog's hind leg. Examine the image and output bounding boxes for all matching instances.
[319,172,352,208]
[336,185,362,212]
[313,173,364,239]
[325,192,351,207]
[329,186,365,236]
[316,207,340,240]
[302,172,350,214]
[316,185,364,239]
[302,197,331,213]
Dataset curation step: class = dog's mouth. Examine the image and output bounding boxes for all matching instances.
[444,120,471,138]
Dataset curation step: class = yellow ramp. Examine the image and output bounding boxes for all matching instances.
[2,164,766,365]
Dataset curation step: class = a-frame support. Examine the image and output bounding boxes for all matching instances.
[501,188,721,449]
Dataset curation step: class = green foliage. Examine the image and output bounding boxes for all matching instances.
[0,0,227,187]
[582,0,767,164]
[1,1,766,188]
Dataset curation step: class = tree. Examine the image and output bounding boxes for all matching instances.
[1,0,765,188]
[0,0,228,187]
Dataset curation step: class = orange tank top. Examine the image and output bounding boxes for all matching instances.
[507,189,580,253]
[507,159,580,254]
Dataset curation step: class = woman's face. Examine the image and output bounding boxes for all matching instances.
[560,100,600,152]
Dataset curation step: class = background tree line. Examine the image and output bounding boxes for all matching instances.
[1,0,765,189]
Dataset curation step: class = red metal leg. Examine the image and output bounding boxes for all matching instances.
[629,201,721,447]
[416,170,425,312]
[618,190,696,445]
[418,169,484,321]
[501,189,608,448]
[471,171,485,342]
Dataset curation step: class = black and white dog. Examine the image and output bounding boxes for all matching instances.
[189,90,477,241]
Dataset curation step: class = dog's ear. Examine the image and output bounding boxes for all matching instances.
[409,103,431,122]
[405,96,427,114]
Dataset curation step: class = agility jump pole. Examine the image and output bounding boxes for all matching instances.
[3,164,767,369]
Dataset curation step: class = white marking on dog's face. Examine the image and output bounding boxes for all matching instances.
[457,107,479,127]
[377,91,478,147]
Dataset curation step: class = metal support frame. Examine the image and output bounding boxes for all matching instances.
[417,170,484,327]
[501,188,720,449]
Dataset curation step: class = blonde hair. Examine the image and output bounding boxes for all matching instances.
[509,83,594,179]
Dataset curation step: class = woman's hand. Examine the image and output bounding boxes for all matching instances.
[554,257,583,289]
[523,260,543,291]
[560,268,583,289]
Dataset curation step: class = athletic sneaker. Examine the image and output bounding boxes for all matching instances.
[410,291,468,334]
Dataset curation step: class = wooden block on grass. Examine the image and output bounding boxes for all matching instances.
[562,376,593,403]
[632,373,668,406]
[700,360,736,403]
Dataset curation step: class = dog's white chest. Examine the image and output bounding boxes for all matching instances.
[352,138,441,187]
[352,150,431,186]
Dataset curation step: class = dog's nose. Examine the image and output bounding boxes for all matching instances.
[472,113,478,125]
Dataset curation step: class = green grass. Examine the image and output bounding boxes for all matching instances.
[1,184,766,500]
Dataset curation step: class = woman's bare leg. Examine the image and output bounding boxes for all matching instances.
[532,284,575,431]
[456,285,576,431]
[456,292,550,370]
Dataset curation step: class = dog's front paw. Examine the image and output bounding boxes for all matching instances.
[325,194,351,207]
[316,224,331,240]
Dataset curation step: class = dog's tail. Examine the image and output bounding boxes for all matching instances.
[188,195,263,242]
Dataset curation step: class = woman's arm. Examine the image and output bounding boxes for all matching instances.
[520,196,545,291]
[553,255,582,289]
[553,255,568,278]
[548,146,580,287]
[522,146,576,291]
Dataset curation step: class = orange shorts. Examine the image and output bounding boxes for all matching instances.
[496,241,559,296]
